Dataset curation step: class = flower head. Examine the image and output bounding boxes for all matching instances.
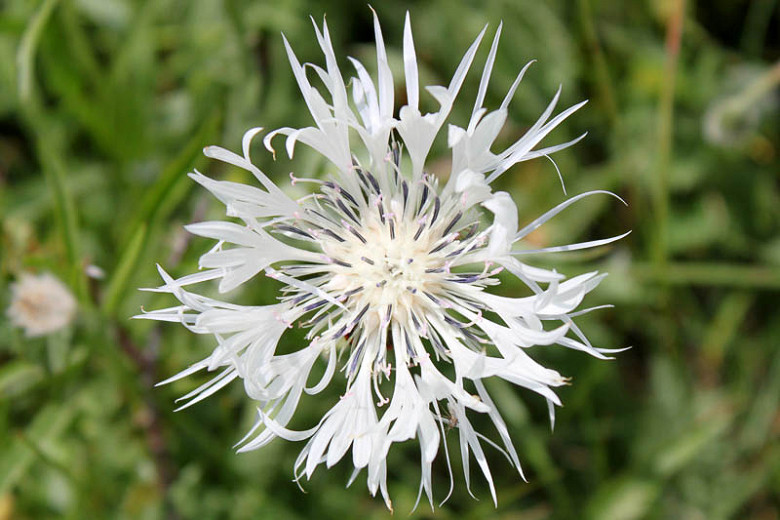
[139,11,627,510]
[8,272,77,337]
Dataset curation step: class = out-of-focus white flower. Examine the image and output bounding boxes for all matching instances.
[8,272,77,337]
[138,11,628,510]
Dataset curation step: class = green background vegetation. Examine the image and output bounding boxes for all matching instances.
[1,0,778,518]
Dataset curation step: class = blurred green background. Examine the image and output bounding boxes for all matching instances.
[1,0,778,518]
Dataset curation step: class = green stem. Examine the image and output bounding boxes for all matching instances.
[653,0,686,271]
[17,0,89,302]
[103,223,148,317]
[35,135,87,301]
[124,110,220,240]
[577,0,618,127]
[16,0,60,104]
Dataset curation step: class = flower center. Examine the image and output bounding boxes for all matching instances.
[324,214,446,314]
[279,168,486,345]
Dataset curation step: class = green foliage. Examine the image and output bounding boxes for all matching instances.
[1,0,778,518]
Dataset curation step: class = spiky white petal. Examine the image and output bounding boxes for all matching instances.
[138,12,627,510]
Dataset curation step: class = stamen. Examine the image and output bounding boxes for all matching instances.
[339,188,359,207]
[417,183,429,216]
[303,299,327,312]
[442,211,463,235]
[344,223,367,244]
[347,341,365,378]
[429,235,456,254]
[331,324,348,340]
[342,286,364,298]
[403,329,415,361]
[431,197,441,224]
[321,229,345,243]
[391,142,401,168]
[276,225,314,240]
[448,274,481,284]
[337,199,360,224]
[424,292,441,304]
[355,168,371,193]
[366,171,381,194]
[374,370,389,407]
[444,315,465,328]
[462,310,483,328]
[290,293,310,305]
[376,197,386,225]
[350,304,370,328]
[461,327,485,344]
[326,182,360,207]
[430,333,448,355]
[413,222,425,240]
[303,310,330,329]
[289,172,323,186]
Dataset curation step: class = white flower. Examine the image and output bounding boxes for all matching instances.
[8,272,77,337]
[138,11,629,510]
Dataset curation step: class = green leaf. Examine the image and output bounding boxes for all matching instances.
[124,109,221,240]
[16,0,59,103]
[0,361,44,398]
[586,477,661,520]
[103,223,147,317]
[0,401,77,494]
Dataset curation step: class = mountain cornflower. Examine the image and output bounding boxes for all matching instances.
[138,11,628,510]
[8,272,77,337]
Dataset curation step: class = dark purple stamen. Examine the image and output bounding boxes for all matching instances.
[303,299,327,312]
[351,304,370,327]
[321,229,345,243]
[429,239,453,254]
[413,223,425,241]
[342,286,364,298]
[337,199,360,224]
[431,197,441,224]
[276,225,314,240]
[442,211,463,236]
[366,171,381,194]
[417,184,429,216]
[346,225,367,244]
